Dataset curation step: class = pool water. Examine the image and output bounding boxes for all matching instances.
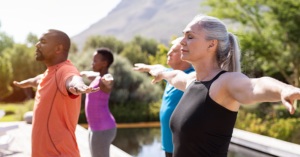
[112,127,275,157]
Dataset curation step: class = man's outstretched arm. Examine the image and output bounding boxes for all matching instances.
[65,76,100,95]
[133,63,165,72]
[13,74,43,88]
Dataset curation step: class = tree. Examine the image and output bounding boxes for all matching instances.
[1,44,46,101]
[0,24,14,53]
[131,35,158,56]
[120,43,149,64]
[0,49,13,100]
[204,0,300,107]
[0,21,14,100]
[26,33,38,47]
[84,35,124,53]
[69,41,78,54]
[110,54,162,104]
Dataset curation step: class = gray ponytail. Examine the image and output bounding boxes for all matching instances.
[193,15,241,72]
[222,32,241,72]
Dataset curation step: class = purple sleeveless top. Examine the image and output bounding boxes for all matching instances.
[85,77,116,131]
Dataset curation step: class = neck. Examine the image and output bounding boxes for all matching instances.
[191,58,222,81]
[44,57,67,67]
[99,68,108,77]
[171,63,192,71]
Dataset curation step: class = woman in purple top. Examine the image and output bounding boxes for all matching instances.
[81,48,116,157]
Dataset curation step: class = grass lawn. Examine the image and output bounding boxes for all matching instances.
[0,100,34,122]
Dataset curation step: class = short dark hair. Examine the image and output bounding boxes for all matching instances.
[48,29,70,53]
[96,48,114,68]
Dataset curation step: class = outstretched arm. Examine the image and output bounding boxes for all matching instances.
[66,76,100,95]
[149,70,196,91]
[80,71,100,81]
[227,73,298,114]
[133,63,166,72]
[13,74,43,88]
[99,74,114,94]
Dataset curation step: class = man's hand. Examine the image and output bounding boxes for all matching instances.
[13,74,43,88]
[68,84,100,95]
[133,63,165,72]
[13,81,32,88]
[149,70,164,84]
[66,76,100,95]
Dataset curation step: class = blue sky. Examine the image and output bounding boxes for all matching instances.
[0,0,121,43]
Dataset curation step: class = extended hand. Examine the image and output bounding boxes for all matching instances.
[281,86,299,114]
[149,70,164,84]
[80,71,100,77]
[13,81,32,88]
[101,74,114,86]
[133,63,151,72]
[80,71,89,77]
[68,83,100,95]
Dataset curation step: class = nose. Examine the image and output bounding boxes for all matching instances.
[167,50,172,56]
[180,37,186,46]
[35,41,40,48]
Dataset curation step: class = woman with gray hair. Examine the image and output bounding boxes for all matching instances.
[148,15,299,156]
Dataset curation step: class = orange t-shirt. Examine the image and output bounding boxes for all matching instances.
[32,60,81,157]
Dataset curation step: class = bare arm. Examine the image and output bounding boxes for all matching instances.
[80,71,100,81]
[227,73,298,114]
[133,63,166,72]
[149,70,196,91]
[99,74,114,94]
[13,74,43,88]
[65,76,100,95]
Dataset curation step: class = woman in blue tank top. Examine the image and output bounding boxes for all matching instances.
[148,15,300,157]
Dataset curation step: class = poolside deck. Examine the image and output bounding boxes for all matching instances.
[0,121,132,157]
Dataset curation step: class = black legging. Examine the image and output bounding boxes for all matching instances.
[165,152,173,157]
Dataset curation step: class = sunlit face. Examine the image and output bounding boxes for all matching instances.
[35,31,57,61]
[92,52,107,72]
[180,21,210,63]
[167,44,183,68]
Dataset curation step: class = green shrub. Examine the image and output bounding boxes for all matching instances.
[235,109,300,144]
[110,100,161,123]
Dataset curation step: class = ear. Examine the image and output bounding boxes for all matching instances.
[207,40,218,52]
[55,45,64,54]
[102,60,108,67]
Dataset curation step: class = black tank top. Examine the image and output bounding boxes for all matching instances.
[170,71,237,157]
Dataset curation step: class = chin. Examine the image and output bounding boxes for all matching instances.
[167,61,171,66]
[181,55,190,62]
[35,56,43,61]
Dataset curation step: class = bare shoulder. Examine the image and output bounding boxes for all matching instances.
[217,72,249,83]
[212,72,251,93]
[209,72,250,111]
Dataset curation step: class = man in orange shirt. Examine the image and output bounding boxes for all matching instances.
[13,29,99,157]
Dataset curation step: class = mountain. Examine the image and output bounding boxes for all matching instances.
[72,0,209,51]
